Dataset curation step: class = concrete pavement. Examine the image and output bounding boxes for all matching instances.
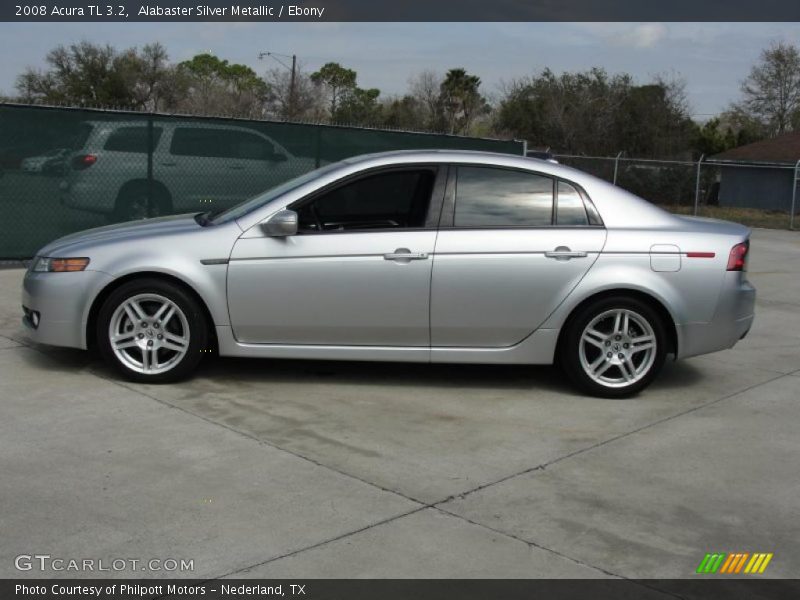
[1,228,798,579]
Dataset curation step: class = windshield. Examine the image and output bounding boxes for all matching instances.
[209,161,344,224]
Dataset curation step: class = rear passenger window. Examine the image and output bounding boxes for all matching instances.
[170,128,220,157]
[170,128,273,160]
[455,167,553,227]
[556,181,589,226]
[104,127,163,153]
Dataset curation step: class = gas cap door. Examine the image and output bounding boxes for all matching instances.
[650,244,681,272]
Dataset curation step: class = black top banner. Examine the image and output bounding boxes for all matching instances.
[3,0,800,22]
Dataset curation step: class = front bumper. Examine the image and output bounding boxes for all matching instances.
[677,273,756,359]
[21,269,112,349]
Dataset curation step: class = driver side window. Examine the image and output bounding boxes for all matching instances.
[296,168,437,232]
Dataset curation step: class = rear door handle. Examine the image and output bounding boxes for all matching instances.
[229,165,245,170]
[545,246,588,260]
[160,162,177,167]
[384,248,429,262]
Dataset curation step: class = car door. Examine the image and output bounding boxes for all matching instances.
[430,165,607,347]
[227,165,446,346]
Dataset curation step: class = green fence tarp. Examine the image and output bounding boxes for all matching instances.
[0,104,523,258]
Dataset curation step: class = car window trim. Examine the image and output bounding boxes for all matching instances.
[555,179,591,227]
[286,164,447,235]
[442,163,604,230]
[103,126,163,153]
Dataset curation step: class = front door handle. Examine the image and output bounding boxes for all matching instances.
[384,248,429,262]
[545,246,588,260]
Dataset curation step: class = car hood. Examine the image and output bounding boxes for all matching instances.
[36,214,203,257]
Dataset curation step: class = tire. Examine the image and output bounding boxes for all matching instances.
[559,296,667,398]
[112,184,171,222]
[96,278,208,383]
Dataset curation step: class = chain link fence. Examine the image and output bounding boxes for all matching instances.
[556,154,800,230]
[0,103,524,259]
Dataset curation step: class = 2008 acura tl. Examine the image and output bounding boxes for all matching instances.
[22,151,755,397]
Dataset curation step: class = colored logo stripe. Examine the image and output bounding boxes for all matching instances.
[696,552,773,574]
[745,553,774,574]
[697,553,726,573]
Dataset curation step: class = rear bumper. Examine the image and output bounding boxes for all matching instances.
[60,179,115,215]
[21,269,112,349]
[677,273,756,359]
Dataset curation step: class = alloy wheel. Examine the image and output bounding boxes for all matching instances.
[578,308,657,389]
[108,293,190,375]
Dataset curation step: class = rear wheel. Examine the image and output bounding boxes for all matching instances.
[97,279,207,383]
[111,184,171,222]
[560,296,667,398]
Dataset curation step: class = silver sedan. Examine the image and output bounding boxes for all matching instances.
[22,150,755,397]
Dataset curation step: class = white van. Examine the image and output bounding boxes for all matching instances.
[60,120,311,220]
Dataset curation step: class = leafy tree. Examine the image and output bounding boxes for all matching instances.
[16,41,132,106]
[116,42,185,111]
[178,53,268,117]
[736,41,800,136]
[692,118,739,156]
[614,77,695,157]
[334,87,381,124]
[310,62,357,116]
[380,95,425,130]
[495,68,694,157]
[440,68,487,135]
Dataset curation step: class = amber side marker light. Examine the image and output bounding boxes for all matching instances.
[52,258,91,272]
[32,257,91,272]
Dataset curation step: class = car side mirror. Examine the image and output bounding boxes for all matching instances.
[261,209,298,237]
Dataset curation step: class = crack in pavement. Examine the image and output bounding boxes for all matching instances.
[434,371,788,506]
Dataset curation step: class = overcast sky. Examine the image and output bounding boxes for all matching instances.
[0,22,798,118]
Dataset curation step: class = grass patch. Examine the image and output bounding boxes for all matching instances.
[660,204,795,230]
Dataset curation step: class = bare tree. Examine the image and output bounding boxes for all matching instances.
[264,64,324,120]
[408,70,444,130]
[738,41,800,136]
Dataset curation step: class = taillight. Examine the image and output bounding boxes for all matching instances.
[727,241,749,271]
[72,154,97,170]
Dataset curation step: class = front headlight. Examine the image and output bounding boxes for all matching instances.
[32,256,90,272]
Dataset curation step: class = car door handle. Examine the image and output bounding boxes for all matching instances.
[160,162,177,167]
[384,248,429,262]
[545,246,588,260]
[228,165,245,170]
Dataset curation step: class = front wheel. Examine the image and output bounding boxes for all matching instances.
[97,279,208,383]
[560,296,667,398]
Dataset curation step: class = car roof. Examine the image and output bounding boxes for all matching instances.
[82,120,272,133]
[340,149,601,191]
[338,150,679,229]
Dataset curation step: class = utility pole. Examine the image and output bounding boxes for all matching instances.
[259,51,297,119]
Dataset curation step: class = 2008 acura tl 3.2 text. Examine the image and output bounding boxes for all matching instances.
[22,151,755,397]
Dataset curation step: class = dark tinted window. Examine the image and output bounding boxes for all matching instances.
[71,123,94,150]
[104,127,163,153]
[455,167,553,227]
[297,169,436,232]
[170,127,275,160]
[556,181,589,226]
